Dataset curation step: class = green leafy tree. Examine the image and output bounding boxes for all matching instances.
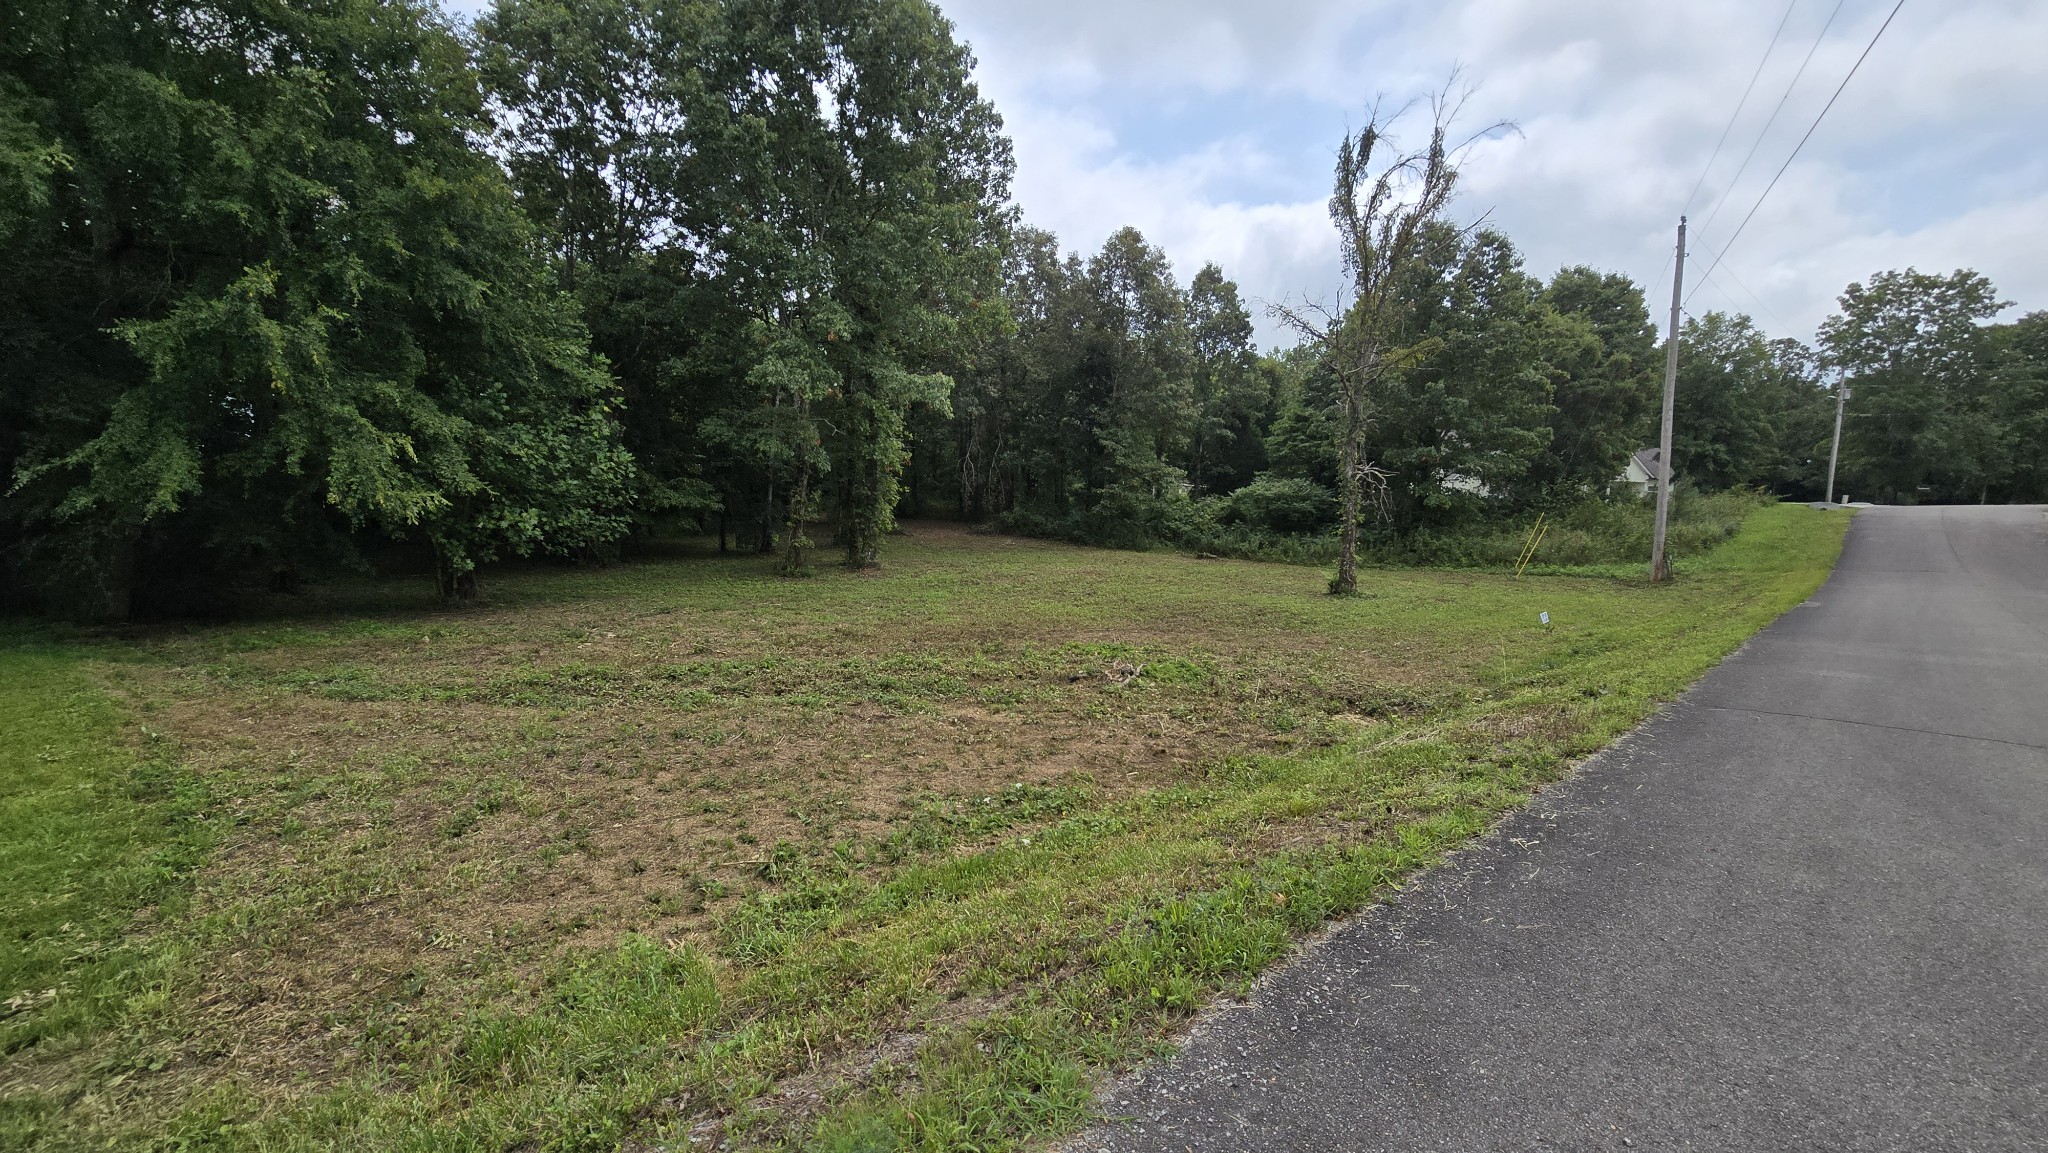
[1184,264,1265,496]
[478,0,1014,568]
[1535,266,1659,496]
[0,0,633,616]
[1755,337,1834,497]
[1819,268,2012,503]
[1668,312,1803,492]
[1980,313,2048,502]
[1258,346,1341,491]
[701,0,1013,569]
[1073,228,1196,525]
[476,0,727,531]
[947,225,1202,545]
[950,226,1069,520]
[1371,225,1557,529]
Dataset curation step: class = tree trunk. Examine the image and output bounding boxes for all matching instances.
[435,553,478,600]
[91,528,139,622]
[960,424,981,520]
[846,452,882,569]
[843,401,884,569]
[1333,408,1362,596]
[782,462,812,575]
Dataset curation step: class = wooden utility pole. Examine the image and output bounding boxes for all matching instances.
[1650,217,1686,583]
[1825,383,1851,505]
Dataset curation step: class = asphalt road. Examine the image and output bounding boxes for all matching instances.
[1074,505,2048,1153]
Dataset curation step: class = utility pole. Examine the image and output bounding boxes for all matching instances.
[1825,383,1851,505]
[1650,217,1686,583]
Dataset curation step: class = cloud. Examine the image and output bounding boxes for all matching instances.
[942,0,1373,97]
[993,100,1337,333]
[943,0,2048,345]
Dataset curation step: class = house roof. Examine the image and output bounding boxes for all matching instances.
[1632,447,1661,474]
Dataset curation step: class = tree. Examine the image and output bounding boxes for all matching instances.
[936,225,1210,546]
[476,0,727,532]
[475,0,684,293]
[1670,312,1819,493]
[477,0,1016,570]
[1072,228,1196,531]
[0,0,633,616]
[1276,97,1482,594]
[1819,268,2011,503]
[707,0,1013,569]
[1981,313,2048,503]
[949,226,1062,521]
[1259,346,1342,491]
[1535,266,1659,496]
[1371,225,1557,529]
[1184,264,1264,496]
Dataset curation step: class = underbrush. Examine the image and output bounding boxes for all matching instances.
[1372,488,1773,570]
[1161,487,1773,572]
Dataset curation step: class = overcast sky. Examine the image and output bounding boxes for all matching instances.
[937,0,2047,348]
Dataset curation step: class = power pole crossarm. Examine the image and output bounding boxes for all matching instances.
[1651,218,1686,583]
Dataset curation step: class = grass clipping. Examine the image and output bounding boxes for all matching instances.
[0,506,1851,1151]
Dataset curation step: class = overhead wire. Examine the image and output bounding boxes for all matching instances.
[1692,0,1849,240]
[1707,260,1797,334]
[1688,252,1796,335]
[1648,1,1798,339]
[1688,0,1910,307]
[1681,0,1803,217]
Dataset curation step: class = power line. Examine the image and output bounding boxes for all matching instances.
[1682,0,1803,217]
[1693,0,1848,240]
[1689,0,1909,307]
[1691,253,1797,335]
[1648,2,1797,336]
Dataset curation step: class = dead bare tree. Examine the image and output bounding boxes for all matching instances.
[1274,90,1501,595]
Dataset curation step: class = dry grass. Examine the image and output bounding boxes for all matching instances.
[90,525,1459,1097]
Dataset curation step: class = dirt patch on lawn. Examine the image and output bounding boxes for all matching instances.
[101,573,1423,1098]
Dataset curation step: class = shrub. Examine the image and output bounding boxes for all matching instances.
[1217,477,1339,534]
[990,479,1772,575]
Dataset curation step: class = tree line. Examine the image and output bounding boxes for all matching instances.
[3,0,2042,617]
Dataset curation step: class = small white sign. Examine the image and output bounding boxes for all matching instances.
[1539,612,1550,625]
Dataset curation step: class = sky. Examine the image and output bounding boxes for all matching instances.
[444,0,2048,350]
[934,0,2048,348]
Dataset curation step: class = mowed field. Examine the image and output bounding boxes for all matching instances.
[1,507,1849,1151]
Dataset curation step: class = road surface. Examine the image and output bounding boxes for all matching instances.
[1075,505,2048,1153]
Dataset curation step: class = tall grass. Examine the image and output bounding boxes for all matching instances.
[1177,489,1774,573]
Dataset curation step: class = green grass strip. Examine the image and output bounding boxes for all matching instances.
[0,644,215,1143]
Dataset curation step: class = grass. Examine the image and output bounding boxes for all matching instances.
[0,505,1851,1151]
[0,641,217,1146]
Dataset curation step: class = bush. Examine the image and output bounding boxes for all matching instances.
[1216,477,1339,534]
[990,479,1772,575]
[995,485,1210,552]
[1364,487,1772,569]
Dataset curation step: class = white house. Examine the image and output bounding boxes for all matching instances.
[1618,447,1661,498]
